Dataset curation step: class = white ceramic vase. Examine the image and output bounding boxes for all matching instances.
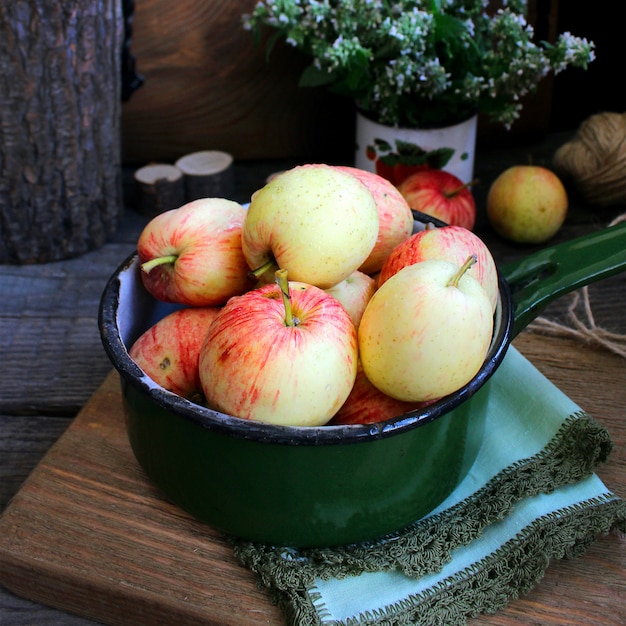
[354,111,478,185]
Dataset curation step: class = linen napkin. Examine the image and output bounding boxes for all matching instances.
[233,347,626,625]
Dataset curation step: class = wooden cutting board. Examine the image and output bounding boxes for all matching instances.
[0,333,624,626]
[0,370,281,625]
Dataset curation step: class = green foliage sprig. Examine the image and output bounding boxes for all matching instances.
[244,0,595,127]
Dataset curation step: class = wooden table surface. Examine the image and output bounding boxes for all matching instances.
[0,132,624,625]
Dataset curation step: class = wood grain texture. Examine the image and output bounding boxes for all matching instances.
[0,371,282,626]
[175,150,235,200]
[133,164,186,216]
[0,243,139,415]
[120,0,355,164]
[0,416,72,510]
[121,1,616,165]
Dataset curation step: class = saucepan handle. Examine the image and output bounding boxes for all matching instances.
[501,220,626,338]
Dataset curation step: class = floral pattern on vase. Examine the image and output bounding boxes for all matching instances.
[355,112,478,186]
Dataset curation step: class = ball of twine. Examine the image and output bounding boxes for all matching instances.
[553,112,626,207]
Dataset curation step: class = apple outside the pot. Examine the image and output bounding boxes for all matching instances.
[198,270,358,426]
[358,257,493,403]
[324,270,377,330]
[242,164,379,289]
[138,198,250,306]
[129,306,221,401]
[333,165,413,274]
[378,225,499,312]
[397,169,476,230]
[486,165,568,244]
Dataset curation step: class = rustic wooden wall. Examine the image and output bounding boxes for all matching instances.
[122,0,619,166]
[120,0,355,165]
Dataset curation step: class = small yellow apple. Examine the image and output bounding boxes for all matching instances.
[325,270,376,330]
[487,166,568,244]
[242,164,379,289]
[358,257,493,403]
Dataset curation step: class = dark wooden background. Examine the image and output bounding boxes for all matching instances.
[119,0,625,165]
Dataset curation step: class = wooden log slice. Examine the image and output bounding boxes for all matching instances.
[133,164,186,216]
[175,151,235,201]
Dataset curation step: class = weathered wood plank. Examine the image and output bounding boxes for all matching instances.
[0,414,95,625]
[0,415,72,510]
[0,317,115,415]
[0,241,141,414]
[0,592,95,626]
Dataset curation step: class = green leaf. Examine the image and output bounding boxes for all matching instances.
[264,31,284,63]
[433,13,471,52]
[298,65,334,88]
[424,147,455,169]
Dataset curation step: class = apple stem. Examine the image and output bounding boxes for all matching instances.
[447,255,477,288]
[445,179,479,199]
[248,258,279,280]
[275,268,299,327]
[141,255,178,273]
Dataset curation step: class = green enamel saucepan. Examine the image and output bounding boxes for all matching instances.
[98,215,626,548]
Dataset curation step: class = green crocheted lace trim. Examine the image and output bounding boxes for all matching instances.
[232,410,619,623]
[308,496,626,626]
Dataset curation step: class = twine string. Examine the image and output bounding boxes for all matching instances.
[528,213,626,359]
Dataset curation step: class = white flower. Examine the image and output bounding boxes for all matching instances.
[243,0,595,126]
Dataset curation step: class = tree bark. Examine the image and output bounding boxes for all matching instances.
[133,163,185,216]
[0,1,124,264]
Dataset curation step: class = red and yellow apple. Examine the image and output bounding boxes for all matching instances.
[378,225,499,311]
[358,257,493,402]
[324,270,377,329]
[397,169,476,230]
[486,165,568,243]
[242,164,379,289]
[138,198,250,306]
[330,363,435,425]
[199,270,358,426]
[129,306,221,400]
[334,165,413,274]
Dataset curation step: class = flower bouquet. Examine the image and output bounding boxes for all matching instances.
[244,0,595,129]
